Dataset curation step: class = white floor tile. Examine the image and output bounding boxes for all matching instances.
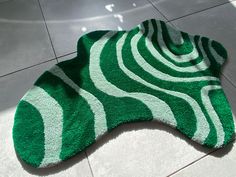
[171,142,236,177]
[2,1,236,176]
[39,0,165,57]
[171,1,236,86]
[0,0,55,76]
[171,76,236,177]
[40,0,151,19]
[0,60,56,111]
[221,75,236,119]
[58,52,77,62]
[86,75,236,177]
[86,122,211,177]
[150,0,229,20]
[0,60,93,177]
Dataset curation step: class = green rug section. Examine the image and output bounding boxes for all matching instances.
[13,19,235,168]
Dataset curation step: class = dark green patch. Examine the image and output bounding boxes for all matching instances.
[209,89,234,145]
[13,101,44,167]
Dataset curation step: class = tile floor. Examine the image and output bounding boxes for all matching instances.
[1,0,236,176]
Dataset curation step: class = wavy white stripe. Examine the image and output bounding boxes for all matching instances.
[145,20,212,73]
[209,41,225,65]
[155,21,199,63]
[89,31,177,127]
[133,23,218,82]
[201,85,224,147]
[22,86,63,167]
[49,65,107,139]
[165,23,184,45]
[119,32,210,143]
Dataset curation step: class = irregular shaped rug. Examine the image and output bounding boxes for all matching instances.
[13,19,234,168]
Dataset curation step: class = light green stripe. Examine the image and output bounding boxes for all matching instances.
[209,40,225,65]
[149,20,212,73]
[89,31,177,127]
[155,21,199,63]
[165,23,184,45]
[201,85,225,147]
[119,29,211,143]
[49,65,107,139]
[135,22,217,82]
[22,86,63,167]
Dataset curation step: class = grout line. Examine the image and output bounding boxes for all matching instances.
[221,72,236,89]
[167,21,178,29]
[85,151,95,177]
[146,0,170,22]
[167,149,218,177]
[37,0,58,63]
[57,51,77,59]
[167,1,232,23]
[0,58,56,78]
[167,136,236,177]
[167,73,236,177]
[167,72,236,177]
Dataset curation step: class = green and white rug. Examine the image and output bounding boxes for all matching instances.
[13,19,234,168]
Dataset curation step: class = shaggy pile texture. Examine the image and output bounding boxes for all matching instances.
[13,19,234,168]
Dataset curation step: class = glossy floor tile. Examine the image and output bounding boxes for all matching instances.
[40,0,151,19]
[171,1,236,86]
[57,52,77,63]
[171,142,236,177]
[1,0,236,176]
[171,76,236,177]
[85,74,236,177]
[0,60,93,177]
[39,0,165,57]
[221,76,236,114]
[86,123,211,177]
[0,60,56,112]
[0,0,55,76]
[150,0,229,20]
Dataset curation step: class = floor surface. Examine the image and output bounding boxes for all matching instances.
[1,0,236,176]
